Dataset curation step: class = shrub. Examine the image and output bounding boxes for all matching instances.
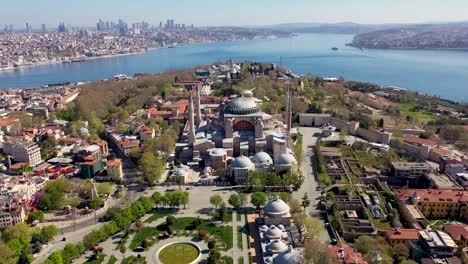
[199,230,208,238]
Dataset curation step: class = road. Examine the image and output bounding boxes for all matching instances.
[295,126,330,243]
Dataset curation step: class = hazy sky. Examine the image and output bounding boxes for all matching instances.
[3,0,468,28]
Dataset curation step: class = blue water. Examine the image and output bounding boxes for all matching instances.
[1,34,467,102]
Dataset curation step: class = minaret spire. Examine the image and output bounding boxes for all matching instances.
[195,82,202,126]
[188,90,196,145]
[286,85,292,136]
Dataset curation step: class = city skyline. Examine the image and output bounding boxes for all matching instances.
[2,0,468,28]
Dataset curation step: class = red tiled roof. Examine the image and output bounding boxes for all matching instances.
[106,159,122,167]
[443,224,468,241]
[431,147,452,156]
[0,117,19,127]
[384,228,419,240]
[119,140,139,148]
[404,136,437,146]
[329,243,368,264]
[395,189,468,203]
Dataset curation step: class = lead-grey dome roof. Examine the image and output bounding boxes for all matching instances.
[264,197,290,215]
[276,153,297,166]
[268,240,288,253]
[224,94,260,115]
[232,155,254,168]
[265,225,283,238]
[274,248,304,264]
[210,148,227,156]
[251,152,273,164]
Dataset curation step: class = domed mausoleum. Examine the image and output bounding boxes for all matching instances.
[263,196,291,226]
[229,155,254,183]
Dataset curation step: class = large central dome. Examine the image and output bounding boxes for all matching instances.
[224,91,260,115]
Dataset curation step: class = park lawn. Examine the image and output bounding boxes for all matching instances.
[129,227,159,250]
[238,257,245,264]
[83,255,105,264]
[237,226,243,249]
[107,256,117,264]
[121,256,146,264]
[208,211,233,222]
[236,212,242,222]
[400,102,435,122]
[144,212,170,223]
[157,217,233,250]
[158,243,199,264]
[222,256,234,264]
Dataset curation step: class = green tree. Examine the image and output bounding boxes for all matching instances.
[0,241,17,264]
[289,199,302,214]
[294,215,323,238]
[20,164,33,176]
[238,193,248,209]
[303,238,332,264]
[393,243,410,264]
[33,225,60,244]
[89,197,104,209]
[251,192,268,209]
[209,194,223,208]
[228,194,240,209]
[166,215,176,226]
[27,210,45,224]
[138,152,164,184]
[207,249,222,264]
[301,193,311,211]
[219,202,228,222]
[117,122,129,134]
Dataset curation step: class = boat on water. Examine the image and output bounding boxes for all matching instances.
[331,47,339,51]
[71,58,85,62]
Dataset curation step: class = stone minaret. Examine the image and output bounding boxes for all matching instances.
[195,83,202,126]
[188,90,196,145]
[286,86,292,136]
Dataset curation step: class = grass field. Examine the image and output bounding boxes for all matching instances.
[208,211,233,222]
[121,256,145,264]
[144,212,170,223]
[158,243,199,264]
[237,226,243,249]
[156,217,233,250]
[400,102,435,122]
[129,227,158,250]
[107,256,117,264]
[222,256,234,264]
[236,212,242,222]
[83,255,105,264]
[238,257,245,264]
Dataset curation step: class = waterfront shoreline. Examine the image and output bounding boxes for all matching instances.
[0,35,289,73]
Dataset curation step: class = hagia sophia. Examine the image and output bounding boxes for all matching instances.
[174,81,298,184]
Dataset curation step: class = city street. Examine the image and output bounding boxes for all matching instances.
[295,126,330,243]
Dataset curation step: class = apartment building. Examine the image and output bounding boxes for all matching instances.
[395,189,468,220]
[3,141,42,167]
[390,162,432,186]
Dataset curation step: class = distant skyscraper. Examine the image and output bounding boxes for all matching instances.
[25,22,31,33]
[58,22,67,33]
[42,24,46,33]
[118,19,128,36]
